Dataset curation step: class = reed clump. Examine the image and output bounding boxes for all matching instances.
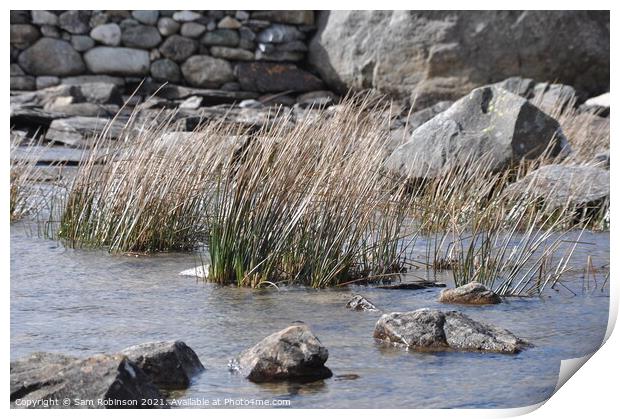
[52,109,242,253]
[16,91,602,293]
[207,96,415,287]
[10,134,54,222]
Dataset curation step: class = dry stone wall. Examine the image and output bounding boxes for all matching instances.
[10,10,323,94]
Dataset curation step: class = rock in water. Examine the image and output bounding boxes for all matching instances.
[11,353,167,408]
[233,324,332,382]
[373,308,528,354]
[121,341,205,390]
[384,86,565,180]
[505,164,610,209]
[346,295,379,312]
[374,309,448,349]
[443,311,526,354]
[439,282,501,305]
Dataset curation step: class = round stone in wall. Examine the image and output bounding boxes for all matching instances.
[180,22,206,39]
[157,17,180,36]
[18,38,85,76]
[58,10,91,34]
[172,10,202,22]
[10,24,41,49]
[151,58,181,83]
[90,23,121,46]
[181,55,234,88]
[71,35,95,52]
[132,10,159,26]
[159,35,198,62]
[121,24,162,49]
[31,10,58,26]
[83,47,150,76]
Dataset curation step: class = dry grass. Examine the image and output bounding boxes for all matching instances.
[10,133,55,222]
[207,96,415,287]
[12,91,605,292]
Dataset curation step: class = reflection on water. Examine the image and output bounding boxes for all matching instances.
[10,224,609,408]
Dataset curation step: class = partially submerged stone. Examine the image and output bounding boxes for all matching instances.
[384,86,566,180]
[179,264,209,278]
[373,308,528,354]
[11,353,167,408]
[121,341,205,390]
[232,324,332,382]
[346,295,379,312]
[439,282,501,305]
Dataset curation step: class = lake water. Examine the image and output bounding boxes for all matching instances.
[10,224,609,408]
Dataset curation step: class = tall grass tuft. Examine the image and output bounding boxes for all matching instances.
[207,96,415,287]
[52,109,241,253]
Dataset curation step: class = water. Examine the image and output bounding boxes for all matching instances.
[10,225,609,408]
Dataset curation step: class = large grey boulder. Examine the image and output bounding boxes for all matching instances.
[84,47,150,75]
[373,308,528,354]
[309,11,609,108]
[505,164,610,208]
[181,55,234,88]
[384,86,565,180]
[231,324,333,383]
[11,352,167,408]
[120,341,204,390]
[439,282,501,305]
[18,38,85,76]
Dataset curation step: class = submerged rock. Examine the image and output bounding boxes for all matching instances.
[439,282,501,305]
[178,264,209,278]
[384,86,566,180]
[11,352,167,408]
[346,295,379,312]
[376,281,446,290]
[121,341,204,390]
[233,323,332,383]
[373,308,528,354]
